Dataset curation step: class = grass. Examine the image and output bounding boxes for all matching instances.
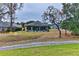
[0,29,69,41]
[0,31,44,40]
[0,29,79,56]
[0,31,45,46]
[0,44,79,56]
[0,29,79,46]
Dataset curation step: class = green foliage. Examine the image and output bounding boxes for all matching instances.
[61,3,79,35]
[61,20,69,29]
[15,28,22,31]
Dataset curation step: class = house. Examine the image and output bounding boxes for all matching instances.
[0,21,22,32]
[25,21,49,32]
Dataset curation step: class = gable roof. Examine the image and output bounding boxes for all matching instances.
[25,21,49,26]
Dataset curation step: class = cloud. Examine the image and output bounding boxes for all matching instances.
[15,3,62,22]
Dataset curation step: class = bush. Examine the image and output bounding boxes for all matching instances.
[15,28,22,31]
[6,28,10,32]
[71,32,79,36]
[71,28,79,36]
[5,27,22,32]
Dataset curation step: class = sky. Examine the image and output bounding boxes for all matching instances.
[15,3,63,22]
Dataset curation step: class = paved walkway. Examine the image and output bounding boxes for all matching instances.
[0,40,79,50]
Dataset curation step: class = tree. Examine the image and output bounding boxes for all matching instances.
[0,3,23,31]
[62,3,71,35]
[61,3,79,35]
[42,6,62,38]
[7,3,23,31]
[70,4,79,35]
[0,4,9,21]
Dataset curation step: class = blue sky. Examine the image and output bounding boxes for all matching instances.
[16,3,62,22]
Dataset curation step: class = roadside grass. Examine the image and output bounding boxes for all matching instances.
[0,29,59,41]
[0,29,79,46]
[0,44,79,56]
[0,31,44,40]
[0,31,44,46]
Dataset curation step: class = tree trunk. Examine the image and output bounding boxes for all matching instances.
[65,29,67,36]
[53,22,61,38]
[10,3,13,32]
[65,17,67,36]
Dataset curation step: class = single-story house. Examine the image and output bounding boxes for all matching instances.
[25,21,49,32]
[0,21,22,32]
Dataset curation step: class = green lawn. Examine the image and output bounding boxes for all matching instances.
[0,44,79,56]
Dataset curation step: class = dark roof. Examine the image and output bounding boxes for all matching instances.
[25,21,49,26]
[0,21,21,28]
